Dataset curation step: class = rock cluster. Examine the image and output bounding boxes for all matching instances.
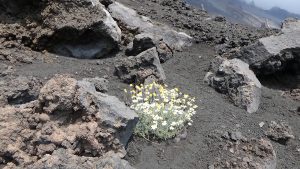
[0,75,138,168]
[108,1,192,63]
[233,18,300,75]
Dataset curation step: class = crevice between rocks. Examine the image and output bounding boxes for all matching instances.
[36,25,119,59]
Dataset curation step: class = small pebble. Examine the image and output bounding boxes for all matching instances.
[259,122,265,128]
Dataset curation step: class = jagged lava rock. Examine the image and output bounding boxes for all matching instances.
[0,75,138,168]
[115,47,166,84]
[76,80,138,146]
[233,18,300,75]
[38,75,77,113]
[205,58,262,113]
[41,0,121,59]
[126,33,173,63]
[39,75,138,146]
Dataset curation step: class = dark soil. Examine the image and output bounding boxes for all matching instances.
[1,0,299,168]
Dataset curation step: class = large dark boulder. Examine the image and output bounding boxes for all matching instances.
[205,57,262,113]
[233,19,300,75]
[115,47,166,84]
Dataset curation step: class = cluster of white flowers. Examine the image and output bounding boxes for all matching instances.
[125,82,197,140]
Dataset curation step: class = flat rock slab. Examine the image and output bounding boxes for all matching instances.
[259,19,300,55]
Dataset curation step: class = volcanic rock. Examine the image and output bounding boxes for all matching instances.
[82,77,109,93]
[205,57,262,113]
[126,33,173,63]
[40,0,122,59]
[0,76,42,107]
[115,47,166,84]
[0,75,138,168]
[208,130,277,169]
[233,18,300,75]
[108,2,193,52]
[265,121,295,144]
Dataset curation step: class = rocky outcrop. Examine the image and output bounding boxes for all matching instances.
[108,1,192,60]
[115,47,166,84]
[0,75,137,168]
[39,75,138,146]
[0,0,122,59]
[40,0,122,59]
[233,18,300,75]
[205,57,262,113]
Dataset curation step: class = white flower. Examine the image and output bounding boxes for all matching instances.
[126,82,197,139]
[153,115,161,121]
[151,124,157,130]
[171,122,177,126]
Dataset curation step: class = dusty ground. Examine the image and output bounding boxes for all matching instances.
[1,0,299,168]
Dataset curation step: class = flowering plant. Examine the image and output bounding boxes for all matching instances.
[125,82,197,140]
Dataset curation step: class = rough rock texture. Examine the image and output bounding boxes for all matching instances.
[115,47,166,84]
[265,121,295,144]
[108,2,193,52]
[284,89,300,101]
[233,18,300,75]
[205,58,262,113]
[76,80,138,146]
[24,149,135,169]
[126,33,173,63]
[82,77,109,93]
[40,0,121,59]
[119,0,278,58]
[0,75,137,168]
[0,0,122,60]
[0,63,13,77]
[0,76,42,107]
[208,130,277,169]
